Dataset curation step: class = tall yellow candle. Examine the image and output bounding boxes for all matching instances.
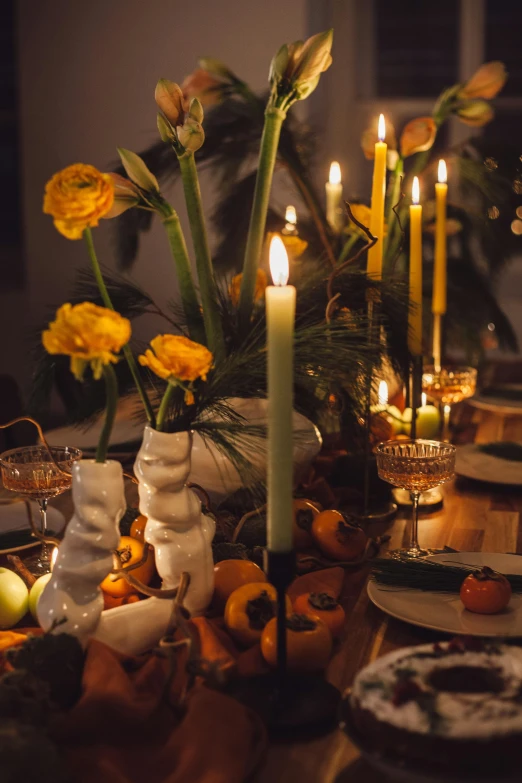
[432,159,447,315]
[266,235,296,553]
[326,161,343,234]
[409,176,423,356]
[367,114,387,279]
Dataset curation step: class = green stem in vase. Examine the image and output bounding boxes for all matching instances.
[238,107,285,327]
[161,207,206,344]
[156,383,175,432]
[96,364,118,463]
[383,157,404,264]
[338,234,359,264]
[83,227,156,429]
[177,151,225,362]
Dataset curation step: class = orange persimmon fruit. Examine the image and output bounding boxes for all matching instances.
[292,498,321,549]
[213,559,267,612]
[460,566,512,614]
[224,582,292,648]
[293,591,345,639]
[311,510,367,561]
[100,535,155,598]
[130,514,147,542]
[261,613,332,672]
[103,592,141,610]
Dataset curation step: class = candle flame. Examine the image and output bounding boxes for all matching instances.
[378,380,388,406]
[444,404,451,415]
[421,392,427,407]
[412,176,420,205]
[285,205,297,225]
[329,161,341,185]
[269,235,289,286]
[378,113,386,142]
[438,159,447,184]
[51,546,58,572]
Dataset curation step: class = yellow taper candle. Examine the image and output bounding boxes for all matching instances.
[409,176,423,356]
[367,114,387,279]
[326,161,343,234]
[432,159,447,315]
[266,235,296,552]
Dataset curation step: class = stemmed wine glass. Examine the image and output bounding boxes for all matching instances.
[375,439,456,558]
[0,445,82,573]
[422,366,477,442]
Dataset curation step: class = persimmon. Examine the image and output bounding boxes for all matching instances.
[293,591,345,639]
[103,592,141,610]
[130,514,147,542]
[293,498,321,549]
[261,613,332,672]
[311,510,367,561]
[460,566,512,614]
[224,583,292,648]
[100,536,155,598]
[213,559,267,612]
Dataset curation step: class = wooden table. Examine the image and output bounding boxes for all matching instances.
[256,407,522,783]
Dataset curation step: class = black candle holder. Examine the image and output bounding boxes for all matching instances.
[226,549,341,739]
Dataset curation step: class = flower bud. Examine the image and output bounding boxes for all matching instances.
[177,118,205,152]
[400,116,437,157]
[457,100,494,127]
[117,148,160,192]
[188,97,204,124]
[459,61,507,100]
[269,30,333,103]
[157,113,176,144]
[269,44,290,85]
[181,68,223,107]
[103,173,140,218]
[292,29,333,84]
[155,78,185,126]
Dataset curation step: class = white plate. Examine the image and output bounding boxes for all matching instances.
[367,552,522,637]
[470,384,522,415]
[0,501,65,554]
[456,442,522,485]
[44,419,143,452]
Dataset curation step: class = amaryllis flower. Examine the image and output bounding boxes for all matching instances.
[269,30,333,105]
[459,61,507,100]
[181,68,223,107]
[400,117,437,158]
[457,100,494,127]
[155,78,205,152]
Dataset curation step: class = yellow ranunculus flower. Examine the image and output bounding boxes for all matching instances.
[42,302,131,381]
[43,164,115,240]
[139,335,213,404]
[229,269,267,307]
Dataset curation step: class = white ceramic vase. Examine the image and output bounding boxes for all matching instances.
[37,460,125,644]
[134,426,215,616]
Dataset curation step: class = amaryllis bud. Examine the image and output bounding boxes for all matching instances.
[400,117,437,157]
[188,97,204,124]
[157,113,176,143]
[102,173,140,218]
[361,120,397,160]
[291,30,333,83]
[457,100,494,127]
[269,44,290,85]
[155,78,185,126]
[117,148,160,192]
[177,117,205,152]
[181,68,223,107]
[269,30,333,104]
[459,61,507,100]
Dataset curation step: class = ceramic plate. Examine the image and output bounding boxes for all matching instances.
[0,501,65,554]
[367,552,522,637]
[44,419,143,454]
[470,384,522,415]
[340,686,520,783]
[456,442,522,485]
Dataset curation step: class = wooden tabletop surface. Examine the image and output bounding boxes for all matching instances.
[256,406,522,783]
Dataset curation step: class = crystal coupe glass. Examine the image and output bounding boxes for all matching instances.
[0,445,82,573]
[422,366,477,442]
[375,440,456,558]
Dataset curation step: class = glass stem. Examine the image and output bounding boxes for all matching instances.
[441,402,451,442]
[409,490,421,554]
[39,498,50,563]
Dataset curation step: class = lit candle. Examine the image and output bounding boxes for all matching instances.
[326,161,343,234]
[432,159,447,371]
[266,235,296,552]
[403,393,441,439]
[283,205,297,235]
[367,114,387,279]
[372,380,403,435]
[409,176,423,356]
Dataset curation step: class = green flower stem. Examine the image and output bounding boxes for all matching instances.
[162,209,206,344]
[383,157,404,266]
[96,364,118,463]
[177,152,225,362]
[156,383,175,432]
[83,227,156,429]
[238,107,285,326]
[338,234,359,264]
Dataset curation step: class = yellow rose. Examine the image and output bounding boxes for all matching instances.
[42,302,131,381]
[229,269,267,307]
[139,335,213,404]
[43,164,114,240]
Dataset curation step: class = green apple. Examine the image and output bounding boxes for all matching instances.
[0,568,29,629]
[29,573,52,621]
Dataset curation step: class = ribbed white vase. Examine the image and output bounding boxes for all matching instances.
[133,426,215,616]
[37,460,125,644]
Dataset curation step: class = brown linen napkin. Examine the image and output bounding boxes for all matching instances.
[58,638,266,783]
